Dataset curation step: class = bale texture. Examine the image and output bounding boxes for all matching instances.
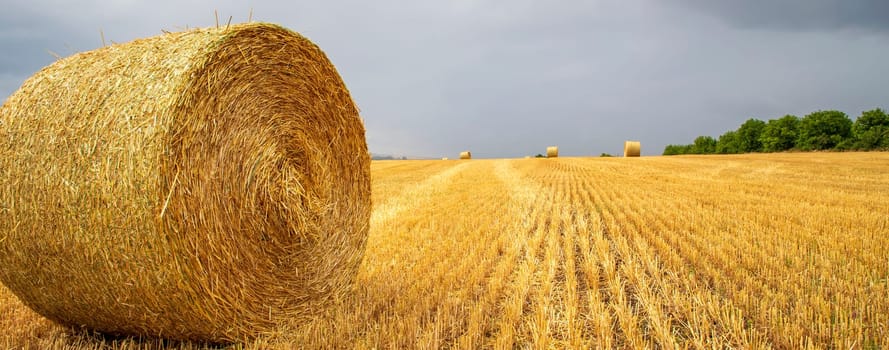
[546,146,559,158]
[0,23,370,343]
[460,151,472,160]
[624,141,641,157]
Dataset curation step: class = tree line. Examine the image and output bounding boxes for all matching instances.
[663,108,889,155]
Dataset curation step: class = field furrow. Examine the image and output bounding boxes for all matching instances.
[2,153,888,349]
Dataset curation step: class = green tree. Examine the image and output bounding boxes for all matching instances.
[663,144,680,155]
[716,130,741,154]
[737,118,766,152]
[854,127,889,150]
[760,115,799,152]
[692,136,717,154]
[663,144,694,155]
[853,108,889,150]
[797,110,853,150]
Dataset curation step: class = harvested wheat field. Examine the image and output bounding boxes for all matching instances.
[2,152,889,349]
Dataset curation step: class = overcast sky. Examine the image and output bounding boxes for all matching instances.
[2,1,888,157]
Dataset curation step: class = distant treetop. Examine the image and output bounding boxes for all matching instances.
[663,108,887,155]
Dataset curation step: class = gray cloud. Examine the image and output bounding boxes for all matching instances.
[674,0,889,32]
[2,1,888,158]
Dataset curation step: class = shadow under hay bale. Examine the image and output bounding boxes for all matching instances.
[0,23,370,343]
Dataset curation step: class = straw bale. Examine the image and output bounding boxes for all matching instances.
[546,146,559,158]
[0,23,370,343]
[624,141,641,157]
[460,151,472,159]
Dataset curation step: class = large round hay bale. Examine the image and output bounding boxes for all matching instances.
[460,151,472,159]
[546,146,559,158]
[624,141,641,157]
[0,23,370,343]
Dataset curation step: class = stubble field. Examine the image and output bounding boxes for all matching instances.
[2,152,888,349]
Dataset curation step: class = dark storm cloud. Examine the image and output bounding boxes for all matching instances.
[675,0,889,32]
[2,1,888,157]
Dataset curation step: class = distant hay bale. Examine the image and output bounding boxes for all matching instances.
[624,141,641,157]
[0,23,370,343]
[442,157,449,160]
[546,146,559,158]
[460,151,472,159]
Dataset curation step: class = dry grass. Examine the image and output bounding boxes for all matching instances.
[3,153,889,348]
[0,23,370,343]
[624,141,641,157]
[546,146,558,158]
